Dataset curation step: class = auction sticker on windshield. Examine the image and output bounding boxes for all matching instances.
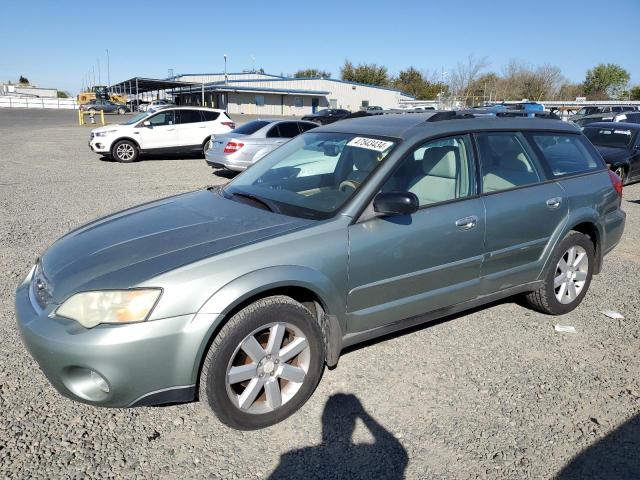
[347,137,394,152]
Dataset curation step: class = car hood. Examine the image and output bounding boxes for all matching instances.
[594,145,631,164]
[91,124,127,134]
[40,189,313,302]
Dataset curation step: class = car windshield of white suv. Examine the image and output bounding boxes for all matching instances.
[121,112,149,125]
[224,132,396,219]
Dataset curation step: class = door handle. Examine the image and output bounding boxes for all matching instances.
[455,216,478,230]
[546,197,562,209]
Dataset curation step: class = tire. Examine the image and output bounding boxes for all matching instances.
[199,295,325,430]
[614,166,627,186]
[202,138,212,157]
[112,139,139,163]
[525,231,595,315]
[118,107,126,115]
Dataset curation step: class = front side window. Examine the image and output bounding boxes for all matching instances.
[381,135,473,206]
[146,111,174,126]
[529,133,602,177]
[225,132,396,219]
[476,132,541,193]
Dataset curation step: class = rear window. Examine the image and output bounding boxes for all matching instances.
[582,127,634,149]
[530,133,602,177]
[201,110,220,121]
[232,120,270,135]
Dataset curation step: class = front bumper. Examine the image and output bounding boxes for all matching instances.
[15,274,220,407]
[89,137,113,154]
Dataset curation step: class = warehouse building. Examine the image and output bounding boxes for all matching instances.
[111,72,414,115]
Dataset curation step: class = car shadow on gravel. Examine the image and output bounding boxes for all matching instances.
[556,413,640,479]
[268,393,408,479]
[211,169,238,179]
[98,154,205,163]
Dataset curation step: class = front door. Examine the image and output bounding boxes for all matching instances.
[312,98,319,113]
[347,134,485,333]
[475,131,569,293]
[135,110,178,150]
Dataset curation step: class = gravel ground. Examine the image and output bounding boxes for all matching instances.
[0,109,638,479]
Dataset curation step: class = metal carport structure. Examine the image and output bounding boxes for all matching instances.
[108,77,197,109]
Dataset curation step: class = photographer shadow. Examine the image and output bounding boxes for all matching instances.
[269,393,408,480]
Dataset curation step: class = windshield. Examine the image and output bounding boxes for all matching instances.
[232,120,271,135]
[583,127,634,149]
[224,132,397,219]
[121,112,149,125]
[315,109,329,116]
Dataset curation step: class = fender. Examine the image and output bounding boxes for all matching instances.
[188,265,346,382]
[538,207,603,280]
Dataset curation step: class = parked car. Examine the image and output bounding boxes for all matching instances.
[569,105,634,123]
[17,111,625,430]
[88,107,235,162]
[146,99,175,110]
[582,122,640,184]
[205,119,318,171]
[613,111,640,124]
[301,108,350,125]
[80,99,128,115]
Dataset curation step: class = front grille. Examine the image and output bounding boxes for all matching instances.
[31,262,53,310]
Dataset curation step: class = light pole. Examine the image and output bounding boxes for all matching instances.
[106,49,110,92]
[224,54,228,85]
[439,69,448,108]
[97,58,101,85]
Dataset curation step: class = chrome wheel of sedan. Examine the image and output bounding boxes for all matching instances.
[226,322,310,414]
[554,245,588,304]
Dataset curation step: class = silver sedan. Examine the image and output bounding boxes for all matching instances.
[205,119,318,171]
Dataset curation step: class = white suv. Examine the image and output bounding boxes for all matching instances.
[89,107,235,162]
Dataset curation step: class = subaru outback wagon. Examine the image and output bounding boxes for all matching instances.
[16,111,625,430]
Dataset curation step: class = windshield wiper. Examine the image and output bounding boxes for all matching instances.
[229,191,280,213]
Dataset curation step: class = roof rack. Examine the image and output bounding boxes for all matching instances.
[425,111,475,122]
[495,110,560,119]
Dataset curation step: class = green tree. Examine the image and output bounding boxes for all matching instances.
[57,91,70,98]
[629,85,640,101]
[340,60,389,86]
[294,69,331,78]
[19,75,29,84]
[392,67,445,100]
[584,64,630,99]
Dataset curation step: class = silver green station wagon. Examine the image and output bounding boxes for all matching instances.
[16,111,625,430]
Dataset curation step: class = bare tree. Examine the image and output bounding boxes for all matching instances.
[449,55,490,104]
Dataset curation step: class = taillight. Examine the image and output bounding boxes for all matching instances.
[608,169,623,198]
[221,121,235,129]
[224,142,244,154]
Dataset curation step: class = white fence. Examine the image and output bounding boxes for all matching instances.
[0,96,78,109]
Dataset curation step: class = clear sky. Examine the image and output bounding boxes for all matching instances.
[1,0,638,94]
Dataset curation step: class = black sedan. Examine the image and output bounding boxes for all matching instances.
[583,122,640,184]
[301,108,351,125]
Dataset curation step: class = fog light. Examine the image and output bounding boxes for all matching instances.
[90,370,110,393]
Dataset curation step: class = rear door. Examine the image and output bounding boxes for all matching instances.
[176,109,207,148]
[476,131,569,293]
[135,110,178,150]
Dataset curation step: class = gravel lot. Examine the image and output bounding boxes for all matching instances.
[1,109,638,479]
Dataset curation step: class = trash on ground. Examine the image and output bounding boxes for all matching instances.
[554,324,576,333]
[601,309,624,320]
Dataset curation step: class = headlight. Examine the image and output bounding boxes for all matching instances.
[55,289,161,328]
[95,130,117,137]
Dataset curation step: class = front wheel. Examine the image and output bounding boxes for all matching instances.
[117,107,126,115]
[199,296,325,430]
[525,231,594,315]
[112,140,139,163]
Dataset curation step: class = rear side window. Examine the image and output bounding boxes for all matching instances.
[232,120,270,135]
[476,132,541,193]
[275,122,300,138]
[530,133,602,177]
[175,109,203,124]
[201,111,220,121]
[298,122,317,133]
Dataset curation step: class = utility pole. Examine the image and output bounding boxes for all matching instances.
[106,49,110,92]
[92,66,96,88]
[224,54,228,85]
[97,58,101,85]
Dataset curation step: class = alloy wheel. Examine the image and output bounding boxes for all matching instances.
[116,143,135,161]
[554,245,588,304]
[225,322,310,414]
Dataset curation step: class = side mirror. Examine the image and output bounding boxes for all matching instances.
[143,120,151,127]
[373,192,419,216]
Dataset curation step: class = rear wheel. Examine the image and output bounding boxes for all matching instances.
[614,166,627,185]
[525,231,594,315]
[199,296,325,430]
[117,107,126,115]
[202,138,212,157]
[112,140,139,163]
